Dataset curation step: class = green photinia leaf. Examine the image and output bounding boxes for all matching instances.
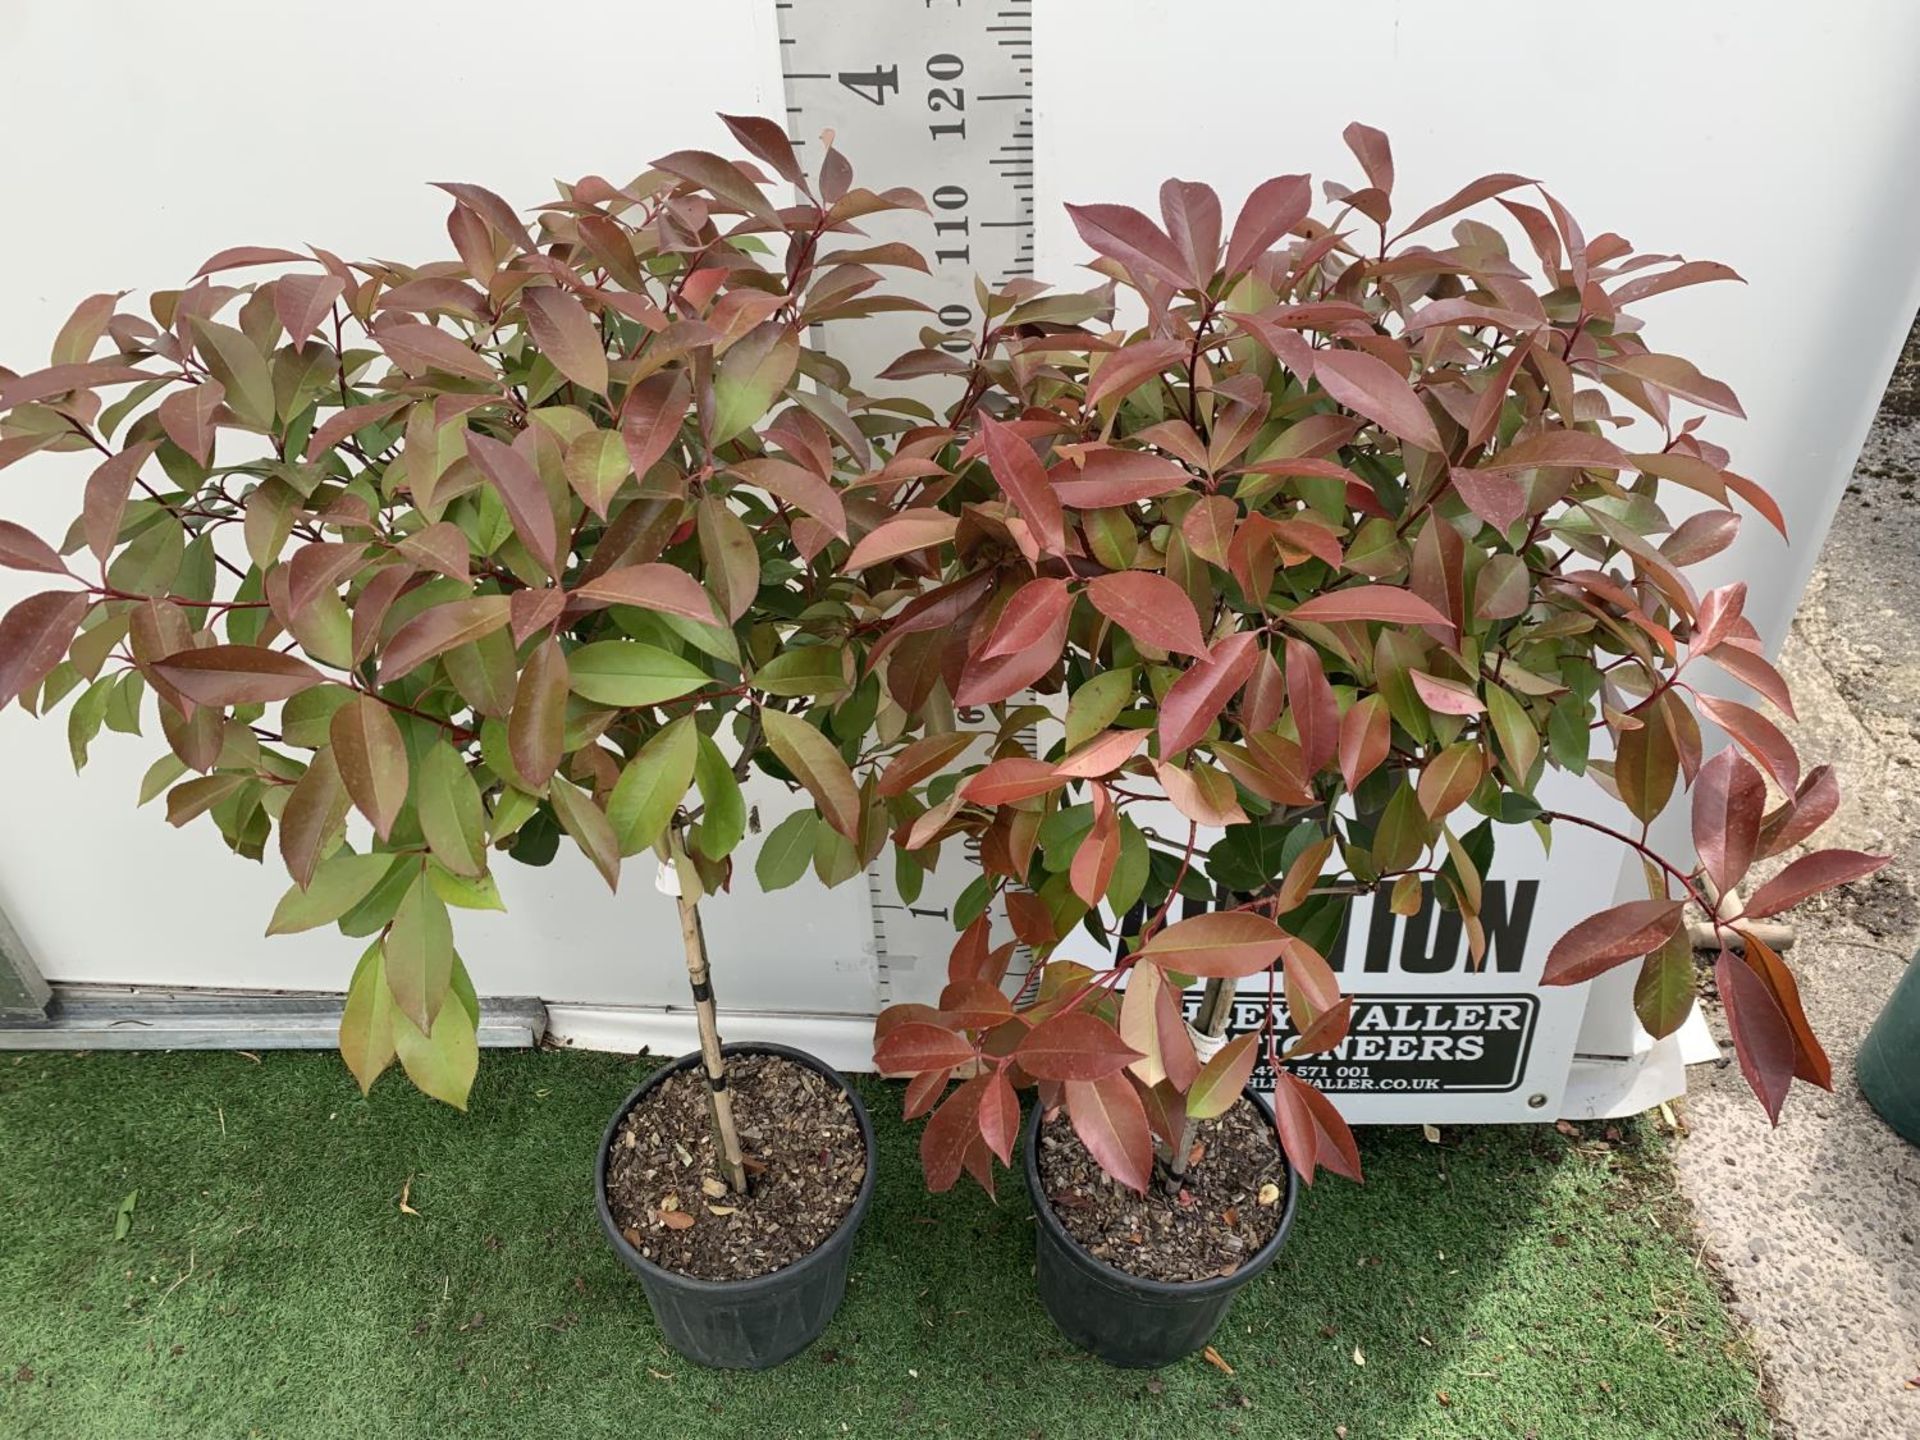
[567,641,710,708]
[754,808,819,891]
[606,717,698,856]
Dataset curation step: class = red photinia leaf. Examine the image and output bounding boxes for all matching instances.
[961,756,1064,806]
[1410,670,1483,716]
[1743,850,1890,918]
[921,1076,988,1192]
[465,433,558,578]
[0,590,92,709]
[0,361,158,411]
[1391,172,1534,240]
[191,245,307,278]
[1155,758,1249,828]
[1285,637,1339,775]
[1065,202,1190,290]
[304,398,409,461]
[1288,586,1450,629]
[729,457,847,540]
[330,694,409,841]
[978,1070,1021,1166]
[939,979,1014,1032]
[508,636,568,788]
[572,563,720,623]
[376,596,512,684]
[82,442,155,565]
[1159,178,1223,289]
[430,182,535,252]
[1065,1071,1154,1194]
[1140,911,1287,979]
[1477,429,1629,474]
[1450,467,1528,533]
[1695,694,1800,796]
[1269,1069,1320,1183]
[1692,582,1747,656]
[287,540,369,616]
[0,521,69,577]
[618,369,691,480]
[1055,727,1147,779]
[1292,1069,1363,1182]
[1159,631,1259,757]
[1758,765,1840,859]
[844,510,960,570]
[1224,173,1311,278]
[980,578,1073,661]
[1343,121,1394,196]
[1015,1012,1142,1082]
[1071,783,1121,906]
[509,587,565,648]
[1085,571,1209,658]
[274,273,346,351]
[1716,948,1794,1123]
[1338,694,1391,792]
[1541,898,1686,986]
[1087,338,1188,408]
[903,1067,950,1121]
[395,522,472,584]
[1049,450,1189,508]
[1692,749,1766,897]
[158,381,226,467]
[1005,889,1056,947]
[875,1020,976,1075]
[721,113,807,188]
[1185,1033,1259,1121]
[1418,742,1486,821]
[520,285,608,395]
[1739,933,1832,1089]
[953,597,1069,707]
[1607,353,1745,418]
[1313,348,1442,453]
[650,149,781,226]
[877,732,979,799]
[1705,640,1796,720]
[1179,494,1237,569]
[977,415,1065,555]
[153,645,325,706]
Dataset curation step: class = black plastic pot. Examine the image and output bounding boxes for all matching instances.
[1022,1086,1300,1368]
[595,1042,876,1370]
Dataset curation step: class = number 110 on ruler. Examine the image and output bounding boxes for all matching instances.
[777,0,1035,391]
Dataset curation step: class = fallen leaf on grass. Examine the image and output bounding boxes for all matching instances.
[1421,1123,1442,1143]
[1352,1344,1366,1366]
[1202,1345,1234,1376]
[399,1177,421,1216]
[113,1190,137,1241]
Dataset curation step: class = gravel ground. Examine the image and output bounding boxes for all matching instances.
[1676,314,1920,1439]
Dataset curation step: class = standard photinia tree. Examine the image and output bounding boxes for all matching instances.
[866,124,1887,1197]
[0,117,945,1191]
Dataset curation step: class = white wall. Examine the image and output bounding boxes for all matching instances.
[3,2,1916,1015]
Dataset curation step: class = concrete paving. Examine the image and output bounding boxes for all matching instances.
[1675,321,1920,1439]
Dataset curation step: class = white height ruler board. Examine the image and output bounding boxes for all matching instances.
[777,0,1035,391]
[780,0,1038,1012]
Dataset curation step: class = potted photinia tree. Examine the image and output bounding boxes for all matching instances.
[0,116,941,1370]
[862,124,1888,1367]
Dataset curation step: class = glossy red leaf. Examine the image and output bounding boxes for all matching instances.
[465,433,558,578]
[1049,450,1189,508]
[1224,174,1312,277]
[1285,636,1339,774]
[1757,765,1840,859]
[1140,911,1287,979]
[1071,784,1121,906]
[978,415,1065,555]
[1338,693,1390,792]
[0,590,91,709]
[376,596,511,684]
[1015,1012,1142,1082]
[921,1076,988,1192]
[154,645,324,706]
[961,756,1064,806]
[1159,631,1259,757]
[1288,585,1450,628]
[1695,694,1799,795]
[844,510,960,570]
[1541,899,1686,986]
[1716,948,1794,1124]
[1314,348,1441,453]
[1065,202,1190,290]
[1085,571,1209,657]
[877,732,978,799]
[875,1020,976,1075]
[0,521,68,577]
[618,370,691,480]
[1744,850,1890,919]
[980,578,1073,661]
[1055,727,1147,780]
[521,285,608,395]
[1691,749,1766,896]
[1739,933,1832,1089]
[1065,1072,1154,1194]
[720,113,806,188]
[978,1070,1021,1166]
[572,563,720,623]
[1159,178,1223,289]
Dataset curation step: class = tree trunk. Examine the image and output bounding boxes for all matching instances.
[1163,975,1235,1192]
[673,889,751,1196]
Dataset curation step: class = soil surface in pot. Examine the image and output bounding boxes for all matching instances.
[1036,1096,1286,1284]
[605,1053,864,1282]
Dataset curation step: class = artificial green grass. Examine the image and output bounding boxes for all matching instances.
[0,1047,1766,1439]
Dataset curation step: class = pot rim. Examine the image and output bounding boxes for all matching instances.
[1022,1082,1302,1300]
[594,1041,877,1297]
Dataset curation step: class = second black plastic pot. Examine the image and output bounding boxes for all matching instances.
[595,1042,876,1370]
[1022,1085,1300,1368]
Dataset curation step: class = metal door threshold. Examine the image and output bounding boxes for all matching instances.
[0,983,546,1051]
